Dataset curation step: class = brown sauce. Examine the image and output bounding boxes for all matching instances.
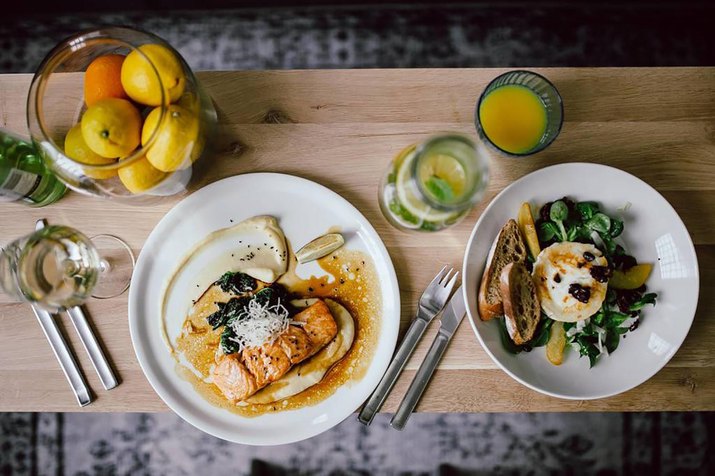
[173,247,381,417]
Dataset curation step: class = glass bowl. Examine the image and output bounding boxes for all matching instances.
[26,26,217,203]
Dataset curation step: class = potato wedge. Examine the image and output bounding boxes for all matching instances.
[517,202,541,260]
[610,263,653,290]
[546,321,566,365]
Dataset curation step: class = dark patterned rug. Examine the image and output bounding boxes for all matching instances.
[1,412,713,475]
[1,4,713,475]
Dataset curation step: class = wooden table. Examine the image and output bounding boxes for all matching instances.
[1,68,714,413]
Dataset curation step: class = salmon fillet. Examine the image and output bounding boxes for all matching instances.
[211,300,338,403]
[212,354,259,402]
[293,299,339,348]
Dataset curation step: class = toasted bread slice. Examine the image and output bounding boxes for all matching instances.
[499,262,541,345]
[478,219,528,320]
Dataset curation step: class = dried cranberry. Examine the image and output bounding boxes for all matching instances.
[616,288,643,312]
[629,319,640,332]
[583,252,595,262]
[613,254,637,271]
[590,265,613,283]
[539,202,553,222]
[569,283,591,303]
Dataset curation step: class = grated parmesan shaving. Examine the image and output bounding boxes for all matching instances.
[227,298,290,353]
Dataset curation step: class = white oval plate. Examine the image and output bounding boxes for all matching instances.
[462,163,699,400]
[129,173,400,445]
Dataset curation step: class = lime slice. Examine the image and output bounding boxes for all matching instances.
[395,151,458,223]
[295,233,345,264]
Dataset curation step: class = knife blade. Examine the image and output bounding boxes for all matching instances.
[390,285,465,430]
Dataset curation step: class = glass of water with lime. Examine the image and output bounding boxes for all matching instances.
[379,135,489,232]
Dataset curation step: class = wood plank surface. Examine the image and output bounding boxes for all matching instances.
[1,68,713,413]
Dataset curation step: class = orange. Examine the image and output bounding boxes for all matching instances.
[84,55,128,107]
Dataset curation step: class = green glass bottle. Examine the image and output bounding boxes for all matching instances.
[0,128,66,207]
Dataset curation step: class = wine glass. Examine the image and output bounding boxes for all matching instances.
[0,225,135,312]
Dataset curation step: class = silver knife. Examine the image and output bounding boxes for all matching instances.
[36,219,119,390]
[390,285,465,430]
[31,305,92,406]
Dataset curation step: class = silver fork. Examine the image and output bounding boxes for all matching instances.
[358,265,459,425]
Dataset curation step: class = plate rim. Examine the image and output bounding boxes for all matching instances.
[461,162,700,400]
[128,172,400,444]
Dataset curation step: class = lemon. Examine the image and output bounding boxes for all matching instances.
[295,233,345,264]
[141,105,203,172]
[121,44,185,106]
[81,98,141,158]
[64,124,118,179]
[417,153,467,201]
[176,90,199,112]
[395,150,458,222]
[118,156,167,194]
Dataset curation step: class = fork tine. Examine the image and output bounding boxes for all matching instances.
[437,271,459,301]
[427,265,449,289]
[444,271,459,292]
[438,267,454,285]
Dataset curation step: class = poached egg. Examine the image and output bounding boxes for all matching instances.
[532,242,608,322]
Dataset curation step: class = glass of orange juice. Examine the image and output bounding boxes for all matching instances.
[475,70,563,157]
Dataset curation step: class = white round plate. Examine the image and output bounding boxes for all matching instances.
[129,173,400,445]
[462,163,699,400]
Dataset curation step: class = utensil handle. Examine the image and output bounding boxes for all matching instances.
[390,331,450,430]
[32,306,92,407]
[66,306,119,390]
[357,317,429,425]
